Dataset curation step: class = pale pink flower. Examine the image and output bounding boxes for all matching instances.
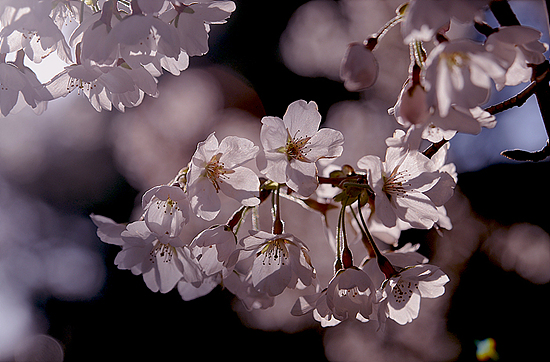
[485,25,549,90]
[357,146,455,229]
[235,230,316,297]
[91,216,202,293]
[187,133,260,221]
[259,100,344,197]
[292,268,374,327]
[0,1,72,63]
[424,39,508,117]
[340,42,378,92]
[190,224,237,278]
[161,1,236,57]
[142,185,189,238]
[401,0,489,43]
[223,271,275,310]
[377,264,449,325]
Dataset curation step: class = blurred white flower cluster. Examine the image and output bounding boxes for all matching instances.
[0,0,235,115]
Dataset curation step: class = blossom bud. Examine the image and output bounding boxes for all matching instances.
[340,42,379,91]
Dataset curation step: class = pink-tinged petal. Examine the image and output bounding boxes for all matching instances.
[282,100,321,137]
[286,161,318,197]
[340,42,379,91]
[394,191,439,229]
[357,155,383,187]
[306,128,344,161]
[137,0,166,14]
[90,214,126,246]
[260,116,287,151]
[178,274,221,301]
[189,177,221,221]
[261,151,289,184]
[219,166,260,206]
[218,136,258,167]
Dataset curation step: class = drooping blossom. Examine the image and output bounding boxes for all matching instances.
[362,244,448,326]
[484,25,549,90]
[91,216,202,293]
[223,271,275,310]
[190,224,237,278]
[424,39,509,117]
[357,145,455,229]
[142,184,190,238]
[187,133,260,221]
[259,100,344,197]
[340,42,379,92]
[0,1,72,63]
[377,264,449,326]
[401,0,489,43]
[292,267,374,327]
[233,230,316,297]
[161,1,236,57]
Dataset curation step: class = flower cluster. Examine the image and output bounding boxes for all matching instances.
[0,0,235,115]
[81,0,550,331]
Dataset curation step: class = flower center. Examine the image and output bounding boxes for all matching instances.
[281,129,311,162]
[149,240,176,263]
[392,279,418,305]
[257,238,289,266]
[381,166,410,200]
[155,196,180,217]
[67,77,96,94]
[202,153,234,192]
[443,51,469,69]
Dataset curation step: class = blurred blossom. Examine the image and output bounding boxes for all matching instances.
[0,176,106,358]
[482,223,550,284]
[13,334,64,362]
[280,1,349,80]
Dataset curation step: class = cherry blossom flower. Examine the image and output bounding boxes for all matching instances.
[401,0,489,43]
[424,39,509,117]
[377,264,449,326]
[361,244,448,326]
[91,216,202,293]
[291,267,374,327]
[484,25,549,90]
[340,42,379,92]
[44,59,158,112]
[142,185,190,238]
[190,224,237,278]
[259,100,344,197]
[161,1,236,57]
[357,145,455,229]
[234,230,316,297]
[0,1,72,63]
[187,133,260,221]
[0,58,49,117]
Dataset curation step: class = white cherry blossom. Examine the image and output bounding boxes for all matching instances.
[259,100,344,197]
[161,1,236,57]
[223,271,275,310]
[292,267,374,327]
[142,185,190,238]
[401,0,489,43]
[485,25,549,90]
[357,146,455,229]
[187,133,260,221]
[234,230,316,297]
[0,1,72,63]
[190,224,237,278]
[91,216,202,293]
[424,39,509,117]
[377,264,449,326]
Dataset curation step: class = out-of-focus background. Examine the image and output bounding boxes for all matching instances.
[1,1,549,361]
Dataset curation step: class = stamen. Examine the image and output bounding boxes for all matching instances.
[257,238,289,266]
[283,128,312,162]
[149,240,175,263]
[382,166,411,200]
[202,153,234,192]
